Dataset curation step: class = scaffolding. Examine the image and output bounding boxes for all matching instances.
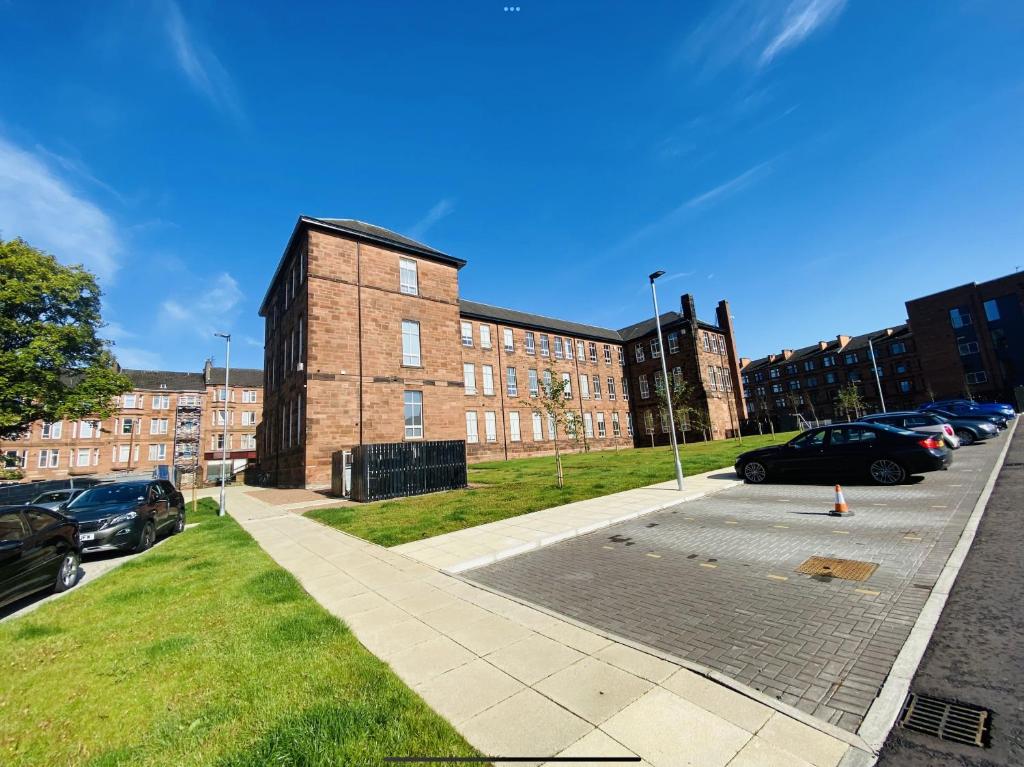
[172,400,203,488]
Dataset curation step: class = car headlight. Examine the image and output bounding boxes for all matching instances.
[107,511,138,527]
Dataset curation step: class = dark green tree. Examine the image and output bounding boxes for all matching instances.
[0,238,131,439]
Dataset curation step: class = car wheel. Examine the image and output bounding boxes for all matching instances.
[53,551,80,593]
[869,458,906,486]
[134,522,156,553]
[742,461,768,484]
[171,510,185,535]
[956,429,976,446]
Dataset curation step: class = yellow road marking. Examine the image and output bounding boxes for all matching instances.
[725,521,738,525]
[903,536,922,541]
[646,553,661,559]
[773,525,789,529]
[832,530,850,535]
[872,503,888,507]
[855,588,881,596]
[767,575,788,581]
[602,545,614,550]
[700,563,718,569]
[685,517,696,521]
[931,505,948,508]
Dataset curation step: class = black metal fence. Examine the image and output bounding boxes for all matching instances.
[350,440,467,503]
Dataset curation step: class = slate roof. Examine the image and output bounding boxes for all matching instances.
[459,300,622,343]
[740,324,911,372]
[205,367,264,388]
[123,369,206,391]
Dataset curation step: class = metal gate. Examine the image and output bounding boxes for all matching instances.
[350,440,467,502]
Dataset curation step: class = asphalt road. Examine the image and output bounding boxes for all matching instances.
[467,432,1006,732]
[876,425,1024,766]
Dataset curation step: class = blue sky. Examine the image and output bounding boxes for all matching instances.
[1,1,1022,372]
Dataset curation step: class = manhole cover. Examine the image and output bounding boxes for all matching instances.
[899,693,991,747]
[796,556,878,581]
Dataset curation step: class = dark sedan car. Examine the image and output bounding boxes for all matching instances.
[64,480,185,554]
[868,410,998,446]
[735,423,952,485]
[0,505,80,609]
[920,406,1008,433]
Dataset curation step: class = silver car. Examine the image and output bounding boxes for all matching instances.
[859,412,960,449]
[28,488,86,511]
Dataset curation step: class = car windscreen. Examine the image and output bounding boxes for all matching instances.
[68,484,148,508]
[33,491,70,503]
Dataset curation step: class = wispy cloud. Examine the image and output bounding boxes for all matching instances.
[759,0,847,66]
[408,198,454,240]
[160,0,243,120]
[0,135,122,281]
[113,346,165,369]
[678,0,847,76]
[160,272,243,337]
[685,161,772,208]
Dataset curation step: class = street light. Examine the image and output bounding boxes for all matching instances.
[214,332,231,517]
[649,271,685,491]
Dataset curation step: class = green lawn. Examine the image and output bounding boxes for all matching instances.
[0,498,479,767]
[308,433,797,547]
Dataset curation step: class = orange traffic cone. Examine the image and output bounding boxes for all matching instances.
[830,484,854,516]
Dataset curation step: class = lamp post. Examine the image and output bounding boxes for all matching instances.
[868,338,886,413]
[649,271,684,490]
[214,332,231,517]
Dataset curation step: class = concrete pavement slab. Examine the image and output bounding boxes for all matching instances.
[534,657,654,725]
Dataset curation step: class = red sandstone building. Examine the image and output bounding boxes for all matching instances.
[258,216,744,488]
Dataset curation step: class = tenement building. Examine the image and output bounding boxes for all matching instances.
[0,363,263,485]
[258,216,744,488]
[905,272,1024,405]
[740,325,924,426]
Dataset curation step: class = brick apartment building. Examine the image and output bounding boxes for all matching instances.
[740,325,924,426]
[0,362,263,486]
[258,216,744,488]
[905,272,1024,405]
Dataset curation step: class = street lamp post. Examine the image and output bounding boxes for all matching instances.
[649,271,684,491]
[214,332,231,517]
[868,338,886,413]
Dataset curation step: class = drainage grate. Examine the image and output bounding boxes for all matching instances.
[795,556,878,581]
[899,693,991,747]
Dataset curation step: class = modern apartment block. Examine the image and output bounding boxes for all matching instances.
[740,325,924,425]
[905,272,1024,404]
[258,216,743,488]
[0,363,263,485]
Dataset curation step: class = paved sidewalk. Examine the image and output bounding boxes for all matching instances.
[393,468,741,573]
[226,487,863,767]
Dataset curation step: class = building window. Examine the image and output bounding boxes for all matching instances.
[617,347,625,366]
[532,412,543,440]
[635,344,645,363]
[579,374,590,399]
[843,352,857,365]
[650,339,661,359]
[503,328,514,352]
[966,371,988,385]
[404,391,423,439]
[592,375,601,400]
[771,383,783,394]
[806,377,818,388]
[949,307,972,329]
[603,344,612,364]
[37,449,59,468]
[890,342,907,355]
[242,390,258,403]
[899,380,912,393]
[509,412,521,442]
[547,413,556,440]
[402,320,422,366]
[607,377,616,400]
[41,422,62,439]
[785,364,797,375]
[671,366,683,387]
[525,332,536,355]
[528,369,539,397]
[848,370,862,382]
[122,417,138,434]
[180,394,200,407]
[148,444,167,461]
[242,434,256,450]
[122,394,139,408]
[399,258,418,295]
[482,364,494,396]
[583,412,594,438]
[577,340,586,361]
[554,337,564,359]
[562,373,572,399]
[480,324,491,349]
[822,355,835,368]
[769,368,780,379]
[461,321,473,347]
[895,362,909,375]
[484,411,497,442]
[622,377,629,400]
[803,360,815,371]
[788,379,801,390]
[612,412,621,437]
[506,367,518,396]
[958,339,980,356]
[539,334,550,358]
[76,447,91,467]
[984,299,1000,322]
[463,363,477,395]
[708,367,719,391]
[465,411,479,443]
[824,372,837,384]
[660,411,669,433]
[242,411,257,426]
[152,395,170,409]
[666,333,679,354]
[150,418,169,435]
[644,410,654,434]
[543,370,553,395]
[79,420,98,439]
[588,342,597,362]
[596,412,606,438]
[639,374,650,399]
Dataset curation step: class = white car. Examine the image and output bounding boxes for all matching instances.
[859,412,960,449]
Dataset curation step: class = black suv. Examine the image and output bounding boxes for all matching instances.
[64,480,186,554]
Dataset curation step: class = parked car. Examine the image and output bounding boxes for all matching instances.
[0,505,81,609]
[63,480,185,554]
[919,399,1016,420]
[735,422,952,486]
[920,405,1008,432]
[28,488,86,511]
[858,412,960,448]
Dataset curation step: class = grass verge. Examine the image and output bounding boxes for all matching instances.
[309,433,797,546]
[0,498,480,766]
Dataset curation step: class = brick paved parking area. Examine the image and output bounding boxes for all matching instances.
[466,435,1007,734]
